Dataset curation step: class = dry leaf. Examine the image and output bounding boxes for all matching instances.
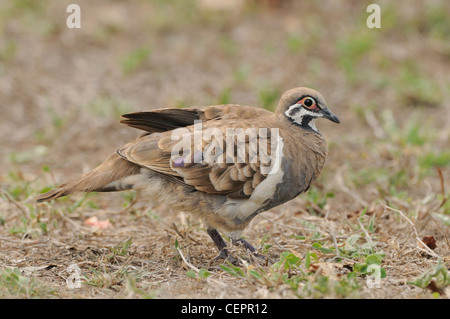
[309,262,336,277]
[427,280,445,296]
[419,236,437,250]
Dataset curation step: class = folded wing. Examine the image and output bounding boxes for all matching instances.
[118,106,276,199]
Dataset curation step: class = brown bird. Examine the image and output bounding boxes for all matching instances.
[37,87,339,260]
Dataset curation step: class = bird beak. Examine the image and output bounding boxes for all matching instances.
[321,108,340,124]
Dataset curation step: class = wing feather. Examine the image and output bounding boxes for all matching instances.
[116,108,277,199]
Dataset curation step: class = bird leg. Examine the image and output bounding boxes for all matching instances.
[206,228,230,260]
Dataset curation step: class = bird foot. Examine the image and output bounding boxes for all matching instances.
[214,239,267,265]
[213,249,239,265]
[232,238,266,260]
[207,228,266,264]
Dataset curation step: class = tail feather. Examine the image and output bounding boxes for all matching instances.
[36,153,141,203]
[36,185,72,203]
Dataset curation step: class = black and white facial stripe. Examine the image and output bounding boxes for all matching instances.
[284,98,322,131]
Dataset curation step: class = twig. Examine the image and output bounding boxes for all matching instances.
[420,167,448,231]
[170,223,201,245]
[379,201,413,227]
[379,201,441,259]
[436,167,447,211]
[61,215,91,232]
[431,215,450,248]
[358,218,374,247]
[119,195,138,214]
[176,246,199,272]
[335,168,368,207]
[171,223,185,239]
[317,226,355,262]
[364,109,386,139]
[324,227,340,258]
[2,191,28,217]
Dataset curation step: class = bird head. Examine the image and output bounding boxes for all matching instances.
[276,87,340,132]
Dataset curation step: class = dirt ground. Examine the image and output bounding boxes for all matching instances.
[0,0,449,299]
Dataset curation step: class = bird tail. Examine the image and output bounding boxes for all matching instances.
[36,153,141,203]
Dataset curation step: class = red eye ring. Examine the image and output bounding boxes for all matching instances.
[300,97,317,110]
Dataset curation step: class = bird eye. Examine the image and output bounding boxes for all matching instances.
[302,97,317,109]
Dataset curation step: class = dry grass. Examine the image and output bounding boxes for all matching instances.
[0,0,449,299]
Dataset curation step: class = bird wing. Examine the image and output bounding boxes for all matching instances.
[119,104,270,133]
[117,108,278,199]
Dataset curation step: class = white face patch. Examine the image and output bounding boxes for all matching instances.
[284,104,321,131]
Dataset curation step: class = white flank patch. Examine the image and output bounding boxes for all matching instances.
[222,134,285,220]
